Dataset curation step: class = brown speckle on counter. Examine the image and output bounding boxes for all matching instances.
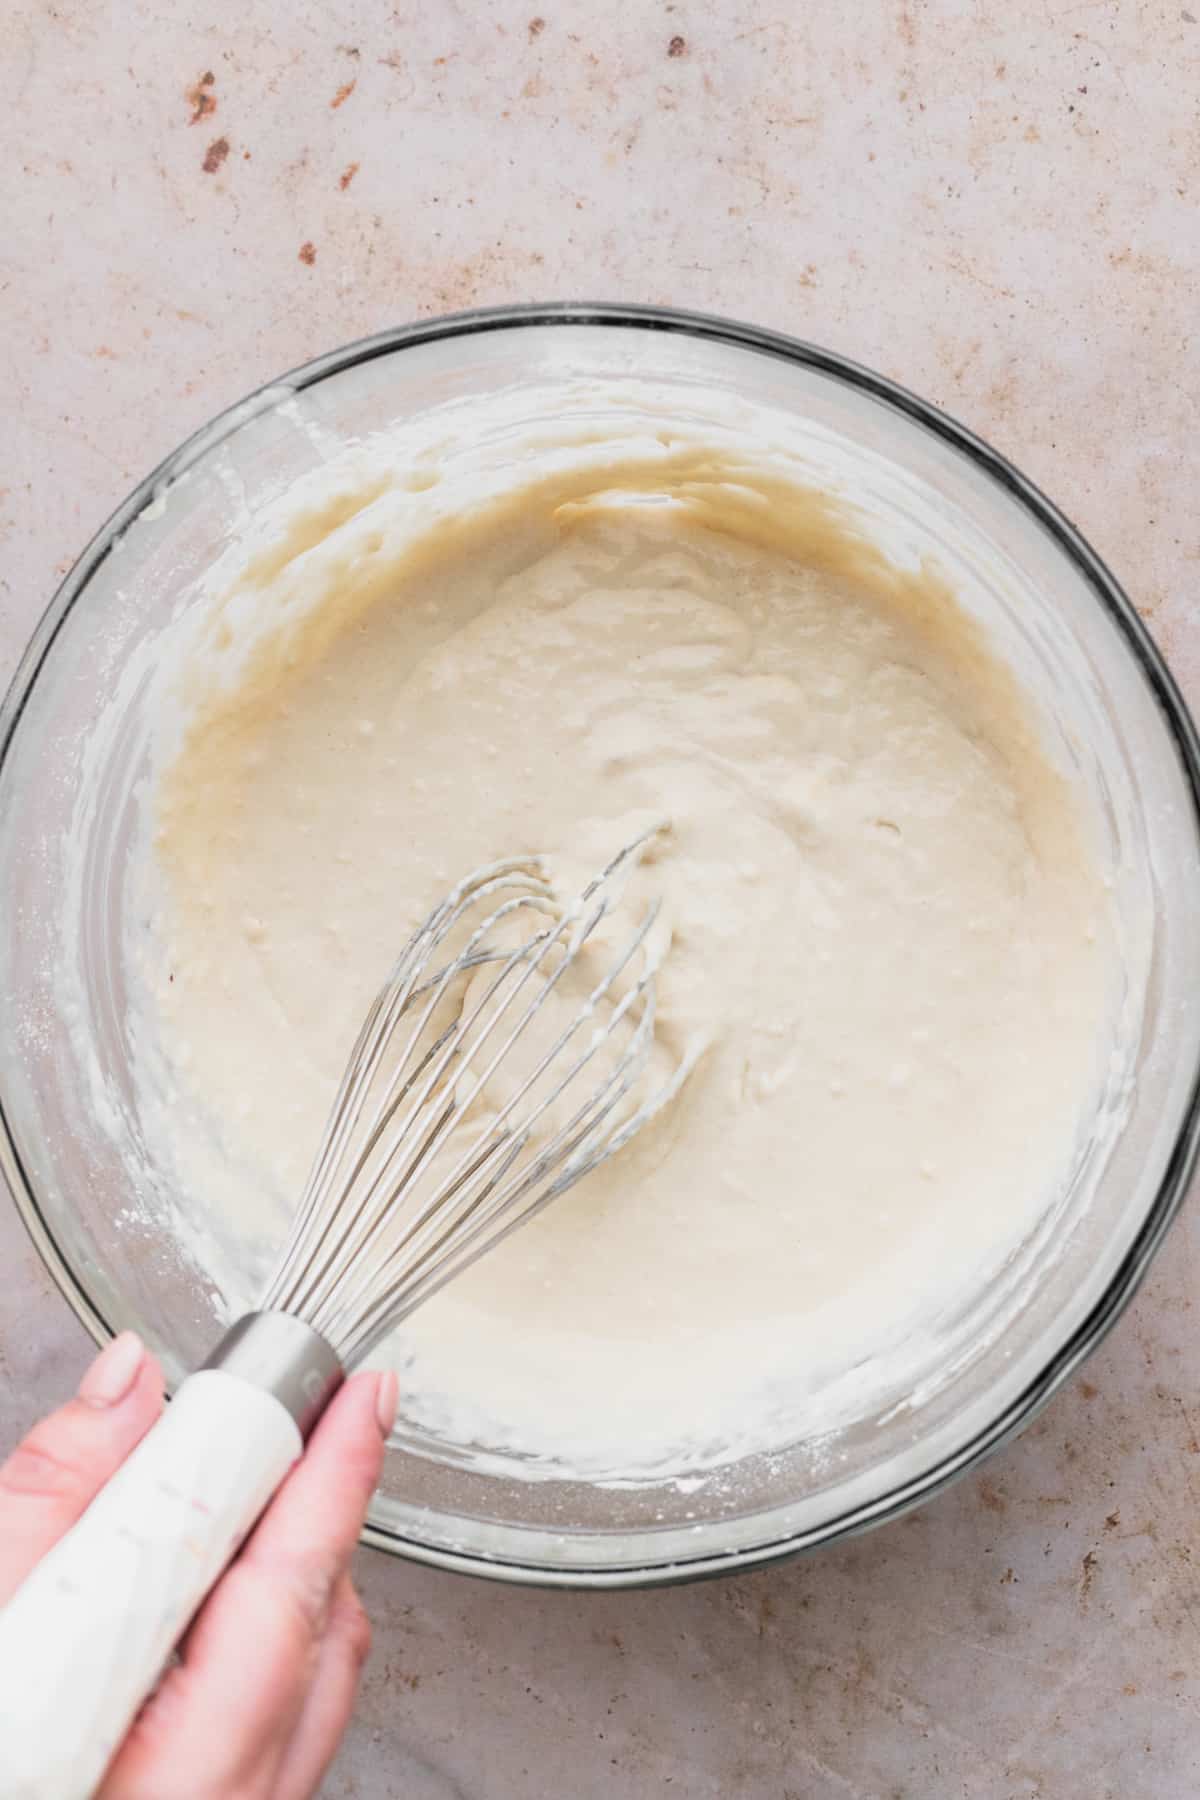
[977,1476,1008,1515]
[1080,1549,1099,1605]
[331,79,356,109]
[202,136,229,174]
[298,241,316,264]
[668,33,687,56]
[186,70,216,124]
[528,16,545,36]
[339,162,360,190]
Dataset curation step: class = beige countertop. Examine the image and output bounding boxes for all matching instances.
[3,2,1200,1794]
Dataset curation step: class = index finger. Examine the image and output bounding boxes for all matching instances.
[0,1333,163,1604]
[237,1365,397,1610]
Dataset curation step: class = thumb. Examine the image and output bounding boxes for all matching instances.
[0,1331,164,1604]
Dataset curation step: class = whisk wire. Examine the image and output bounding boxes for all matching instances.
[323,914,664,1358]
[266,870,553,1313]
[337,997,674,1365]
[260,829,699,1369]
[293,891,581,1322]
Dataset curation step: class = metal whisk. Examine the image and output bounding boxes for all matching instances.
[262,829,691,1366]
[0,831,696,1800]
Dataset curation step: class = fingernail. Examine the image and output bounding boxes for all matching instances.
[375,1369,399,1439]
[79,1331,145,1408]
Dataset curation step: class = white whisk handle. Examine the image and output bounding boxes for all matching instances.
[0,1367,302,1800]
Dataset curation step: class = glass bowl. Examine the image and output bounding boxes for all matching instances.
[3,304,1200,1587]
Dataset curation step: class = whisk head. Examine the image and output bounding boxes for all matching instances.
[259,829,698,1367]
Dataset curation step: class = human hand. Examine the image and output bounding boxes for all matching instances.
[0,1331,397,1800]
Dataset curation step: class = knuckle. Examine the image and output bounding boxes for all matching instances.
[106,1779,267,1800]
[261,1548,342,1641]
[341,1593,372,1669]
[0,1420,94,1503]
[338,1436,385,1492]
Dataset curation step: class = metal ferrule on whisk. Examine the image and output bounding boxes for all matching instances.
[203,1312,344,1440]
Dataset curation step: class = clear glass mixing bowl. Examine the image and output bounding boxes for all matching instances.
[3,304,1200,1587]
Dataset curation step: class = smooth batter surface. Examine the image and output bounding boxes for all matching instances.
[139,396,1113,1480]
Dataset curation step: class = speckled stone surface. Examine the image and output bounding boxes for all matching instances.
[4,3,1200,1794]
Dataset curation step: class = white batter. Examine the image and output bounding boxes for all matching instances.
[136,390,1113,1480]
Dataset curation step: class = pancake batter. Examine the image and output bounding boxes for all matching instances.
[137,389,1113,1480]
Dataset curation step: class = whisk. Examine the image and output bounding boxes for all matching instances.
[0,830,696,1800]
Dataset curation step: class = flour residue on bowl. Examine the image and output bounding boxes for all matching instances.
[127,384,1117,1482]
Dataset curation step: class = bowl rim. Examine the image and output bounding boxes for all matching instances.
[4,299,1200,1588]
